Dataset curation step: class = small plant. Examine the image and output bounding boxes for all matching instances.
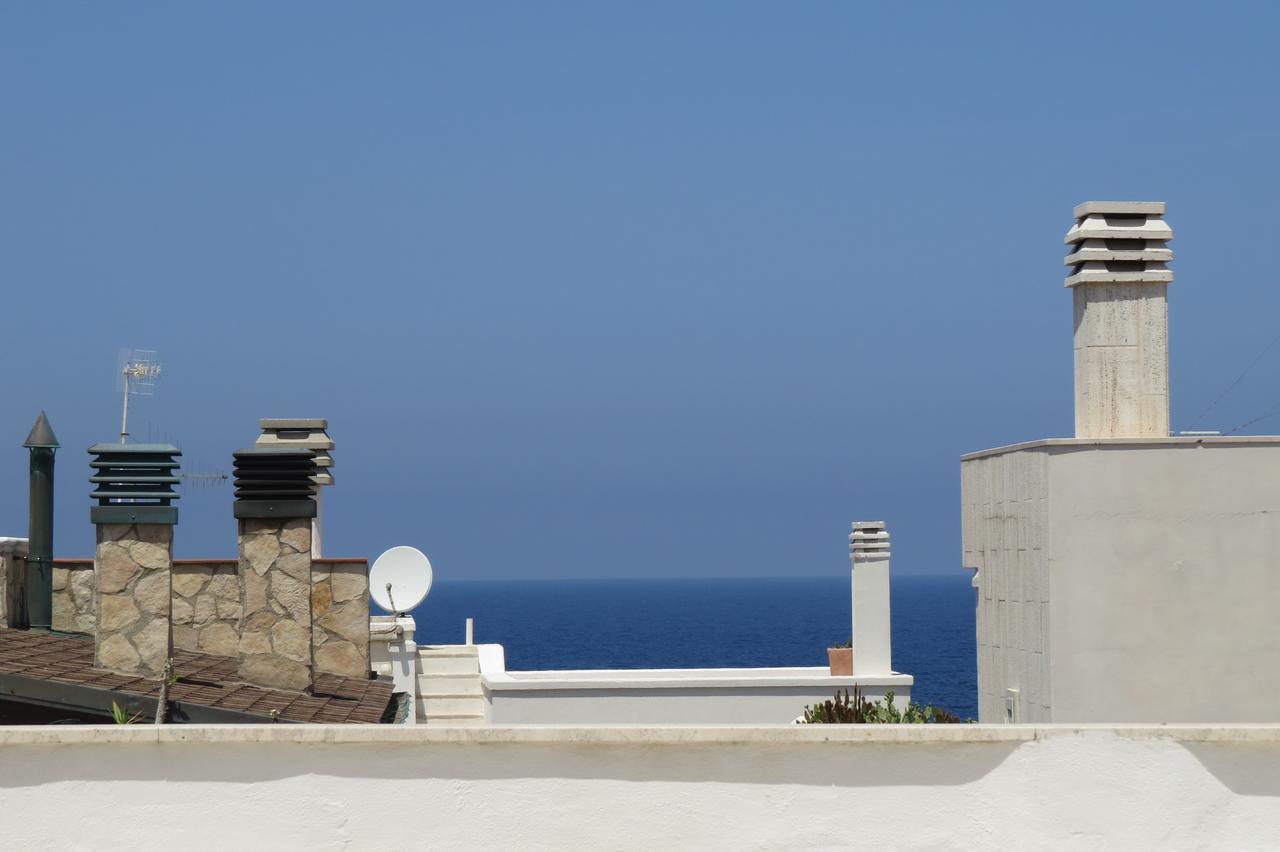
[155,658,176,725]
[110,701,144,725]
[802,687,965,724]
[831,638,852,649]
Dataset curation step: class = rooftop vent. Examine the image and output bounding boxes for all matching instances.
[1064,201,1173,288]
[232,448,317,519]
[255,418,334,488]
[88,443,181,525]
[1065,201,1173,438]
[849,521,890,559]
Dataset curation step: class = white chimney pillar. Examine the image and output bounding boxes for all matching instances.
[850,521,892,676]
[1065,201,1173,438]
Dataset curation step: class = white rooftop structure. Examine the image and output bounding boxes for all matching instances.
[962,201,1280,723]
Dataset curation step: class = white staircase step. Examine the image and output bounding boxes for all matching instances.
[418,674,483,696]
[419,646,479,657]
[423,714,486,727]
[419,695,487,717]
[418,647,480,675]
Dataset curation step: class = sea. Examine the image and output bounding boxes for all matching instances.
[410,573,977,719]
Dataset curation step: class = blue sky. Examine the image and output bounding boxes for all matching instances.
[3,3,1279,578]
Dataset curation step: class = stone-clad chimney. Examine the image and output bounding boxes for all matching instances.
[233,448,318,692]
[254,419,334,558]
[89,443,181,678]
[1065,201,1173,438]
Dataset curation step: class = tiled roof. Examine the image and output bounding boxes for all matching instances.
[0,627,392,724]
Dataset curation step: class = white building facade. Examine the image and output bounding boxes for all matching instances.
[962,202,1280,722]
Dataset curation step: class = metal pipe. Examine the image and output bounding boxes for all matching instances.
[22,412,58,632]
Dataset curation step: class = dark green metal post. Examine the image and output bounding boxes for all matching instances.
[23,412,59,631]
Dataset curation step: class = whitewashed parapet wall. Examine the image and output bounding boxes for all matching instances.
[5,726,1280,850]
[1065,201,1173,438]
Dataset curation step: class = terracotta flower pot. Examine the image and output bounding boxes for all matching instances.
[828,647,852,676]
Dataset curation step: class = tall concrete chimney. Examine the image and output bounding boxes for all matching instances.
[850,521,892,676]
[1065,201,1173,438]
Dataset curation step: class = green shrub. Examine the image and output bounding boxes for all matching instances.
[802,686,964,724]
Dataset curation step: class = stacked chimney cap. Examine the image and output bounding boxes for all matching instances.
[232,447,318,519]
[88,443,182,525]
[1064,200,1173,288]
[255,418,334,488]
[850,521,890,559]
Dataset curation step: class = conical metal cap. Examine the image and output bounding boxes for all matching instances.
[22,411,60,449]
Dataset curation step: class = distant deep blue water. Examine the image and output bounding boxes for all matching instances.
[410,574,976,719]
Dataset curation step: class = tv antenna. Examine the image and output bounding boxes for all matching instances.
[116,349,161,444]
[369,546,433,617]
[179,464,230,492]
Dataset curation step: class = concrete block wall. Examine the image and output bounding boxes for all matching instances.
[961,447,1051,723]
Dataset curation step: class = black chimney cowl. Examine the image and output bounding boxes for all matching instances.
[232,448,317,520]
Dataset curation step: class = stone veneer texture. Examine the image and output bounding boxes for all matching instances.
[52,561,95,634]
[238,518,313,692]
[0,540,30,627]
[172,562,241,656]
[94,524,173,678]
[312,560,371,679]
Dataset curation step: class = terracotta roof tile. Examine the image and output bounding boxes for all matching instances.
[0,627,392,724]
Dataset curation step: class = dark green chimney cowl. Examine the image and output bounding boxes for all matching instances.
[23,411,60,449]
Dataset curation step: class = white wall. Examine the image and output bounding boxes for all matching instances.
[484,667,913,724]
[963,437,1280,724]
[1049,441,1280,722]
[962,447,1051,722]
[2,725,1280,851]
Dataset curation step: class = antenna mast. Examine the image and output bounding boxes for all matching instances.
[117,349,162,444]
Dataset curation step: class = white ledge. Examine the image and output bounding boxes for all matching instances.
[483,666,913,691]
[961,435,1280,461]
[2,724,1280,746]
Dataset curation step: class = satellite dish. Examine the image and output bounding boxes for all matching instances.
[370,546,433,614]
